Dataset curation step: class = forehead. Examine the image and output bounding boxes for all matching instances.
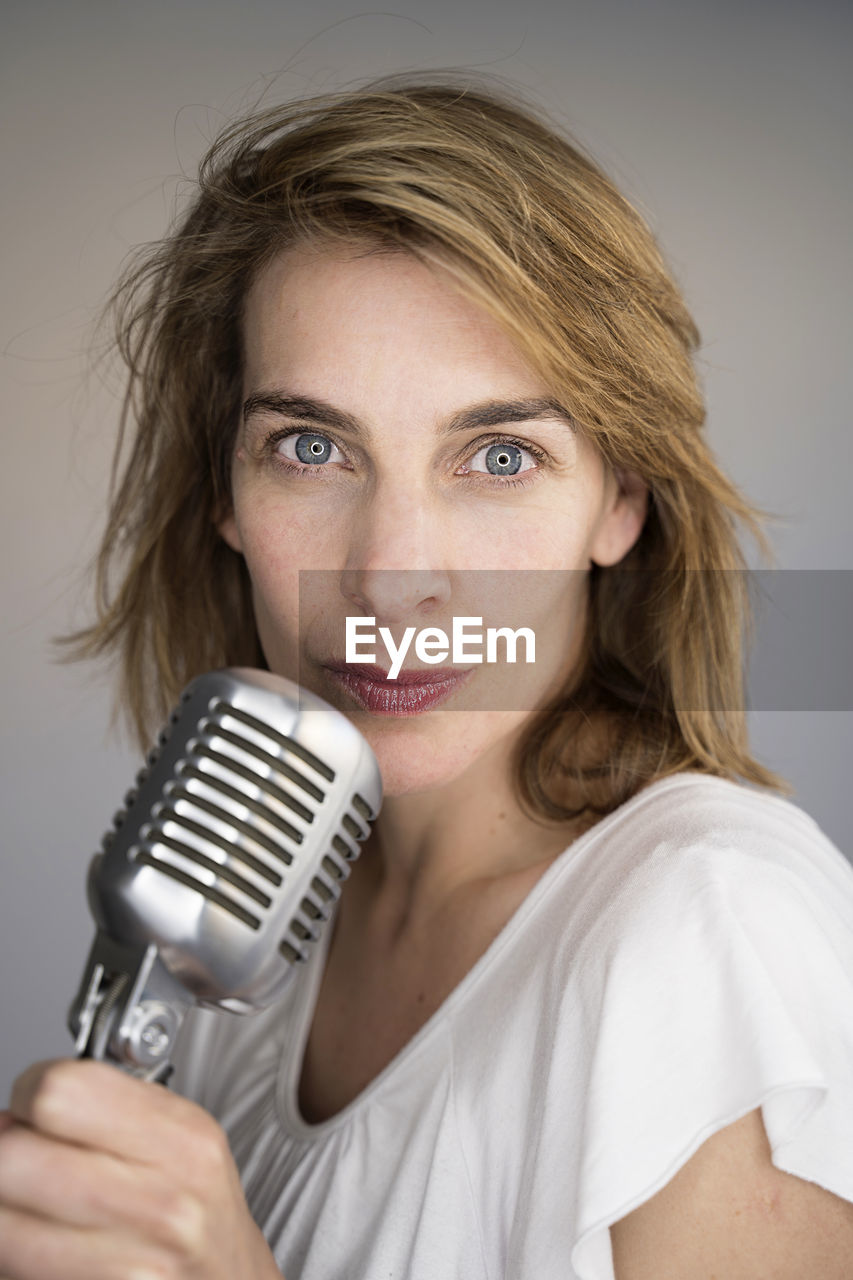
[241,243,543,400]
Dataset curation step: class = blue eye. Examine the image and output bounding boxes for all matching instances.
[485,443,522,475]
[276,432,343,466]
[468,441,536,478]
[296,433,333,464]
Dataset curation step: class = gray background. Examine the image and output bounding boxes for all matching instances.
[2,0,851,1099]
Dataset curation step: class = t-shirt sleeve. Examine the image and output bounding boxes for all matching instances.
[569,806,853,1280]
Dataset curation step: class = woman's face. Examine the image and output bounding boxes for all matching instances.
[220,244,646,796]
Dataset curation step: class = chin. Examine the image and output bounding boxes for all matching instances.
[370,743,467,797]
[353,708,527,800]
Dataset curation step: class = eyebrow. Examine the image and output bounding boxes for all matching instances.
[242,390,577,437]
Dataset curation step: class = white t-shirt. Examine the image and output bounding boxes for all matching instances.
[172,772,853,1280]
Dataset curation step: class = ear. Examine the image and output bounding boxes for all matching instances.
[217,508,243,555]
[589,467,649,568]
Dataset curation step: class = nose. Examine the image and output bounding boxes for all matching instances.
[339,485,452,623]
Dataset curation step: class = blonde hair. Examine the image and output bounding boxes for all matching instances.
[70,76,786,821]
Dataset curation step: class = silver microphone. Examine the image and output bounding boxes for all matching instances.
[68,668,382,1081]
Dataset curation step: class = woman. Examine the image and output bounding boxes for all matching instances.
[2,79,852,1279]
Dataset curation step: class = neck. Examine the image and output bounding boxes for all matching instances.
[353,729,580,931]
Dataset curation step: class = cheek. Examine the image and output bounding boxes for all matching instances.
[471,505,600,574]
[248,581,299,676]
[537,576,590,673]
[234,480,331,591]
[236,503,355,679]
[533,581,590,687]
[241,531,299,612]
[232,509,303,667]
[493,570,589,704]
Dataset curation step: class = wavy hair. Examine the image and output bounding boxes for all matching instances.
[68,75,786,822]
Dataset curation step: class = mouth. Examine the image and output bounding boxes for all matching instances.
[322,662,473,716]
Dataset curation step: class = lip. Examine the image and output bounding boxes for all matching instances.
[323,662,472,716]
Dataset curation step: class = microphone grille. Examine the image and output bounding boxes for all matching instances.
[91,669,381,1008]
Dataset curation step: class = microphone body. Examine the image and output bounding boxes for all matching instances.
[68,669,382,1080]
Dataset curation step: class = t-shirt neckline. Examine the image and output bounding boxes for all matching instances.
[276,770,718,1140]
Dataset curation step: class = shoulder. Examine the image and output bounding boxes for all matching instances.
[595,770,845,872]
[568,773,853,1090]
[571,772,853,953]
[532,772,853,1065]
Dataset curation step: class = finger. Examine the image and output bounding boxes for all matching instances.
[0,1121,188,1236]
[0,1204,170,1280]
[9,1059,222,1175]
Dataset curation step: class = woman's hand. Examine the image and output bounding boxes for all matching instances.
[0,1058,282,1279]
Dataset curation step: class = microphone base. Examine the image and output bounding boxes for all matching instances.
[69,931,191,1081]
